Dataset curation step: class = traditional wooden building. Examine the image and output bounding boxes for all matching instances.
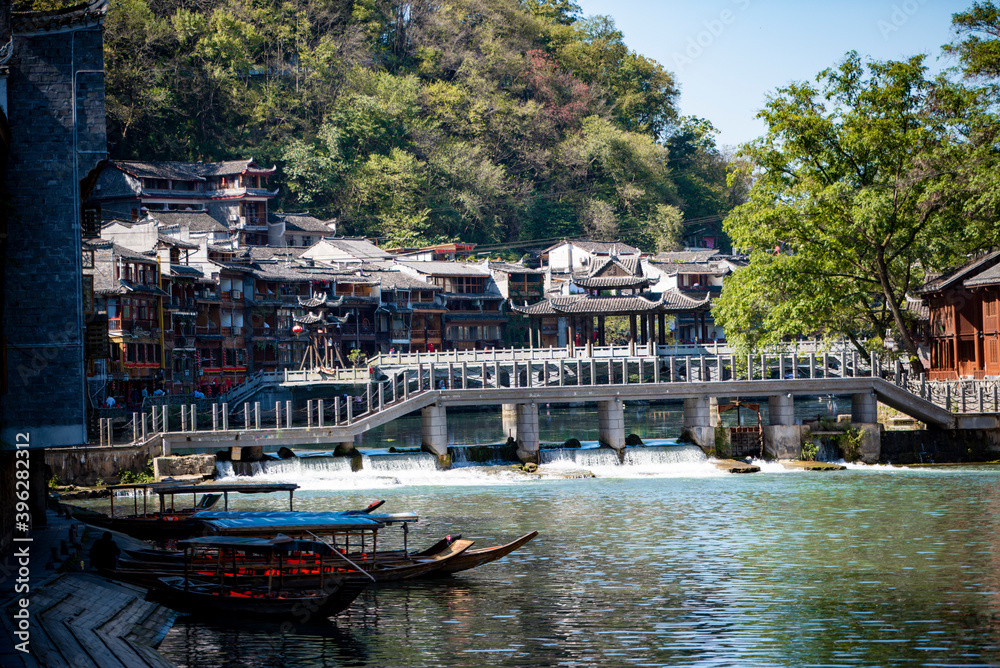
[917,250,1000,379]
[396,261,506,351]
[90,158,278,244]
[87,241,168,407]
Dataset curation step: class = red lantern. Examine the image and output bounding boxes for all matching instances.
[292,325,304,335]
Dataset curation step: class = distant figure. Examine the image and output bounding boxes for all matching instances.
[439,379,446,390]
[153,388,165,397]
[105,396,116,408]
[211,380,219,396]
[141,388,148,400]
[90,532,121,571]
[193,389,205,400]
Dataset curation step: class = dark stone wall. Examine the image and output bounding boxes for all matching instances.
[880,428,1000,465]
[1,8,108,449]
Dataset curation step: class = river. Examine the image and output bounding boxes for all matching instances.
[109,402,1000,666]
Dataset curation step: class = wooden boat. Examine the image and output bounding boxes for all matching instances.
[432,531,538,575]
[72,482,300,540]
[110,511,476,584]
[144,535,370,619]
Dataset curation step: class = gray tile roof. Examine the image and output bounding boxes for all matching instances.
[653,249,722,263]
[397,261,492,276]
[151,210,228,232]
[113,159,274,181]
[269,212,337,233]
[512,291,708,316]
[489,261,545,275]
[918,250,1000,293]
[542,240,642,255]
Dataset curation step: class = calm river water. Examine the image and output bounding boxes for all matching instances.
[140,403,1000,666]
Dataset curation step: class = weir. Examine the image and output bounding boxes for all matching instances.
[216,441,714,482]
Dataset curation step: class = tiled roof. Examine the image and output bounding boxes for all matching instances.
[319,238,393,260]
[653,249,721,263]
[169,265,204,277]
[112,159,274,181]
[918,250,1000,294]
[656,262,730,277]
[489,261,544,274]
[270,212,337,233]
[397,261,491,276]
[369,270,440,291]
[233,246,308,261]
[904,295,929,321]
[157,233,199,249]
[542,240,642,255]
[512,291,708,316]
[151,210,227,232]
[963,261,1000,288]
[573,276,651,289]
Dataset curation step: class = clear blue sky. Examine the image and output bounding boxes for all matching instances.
[574,0,972,148]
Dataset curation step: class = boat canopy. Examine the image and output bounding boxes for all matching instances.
[156,482,300,513]
[192,511,385,534]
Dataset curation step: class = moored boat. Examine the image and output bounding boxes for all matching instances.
[144,535,371,619]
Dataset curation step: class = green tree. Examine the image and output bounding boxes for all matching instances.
[716,52,993,369]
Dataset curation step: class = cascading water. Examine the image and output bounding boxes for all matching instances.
[212,438,723,489]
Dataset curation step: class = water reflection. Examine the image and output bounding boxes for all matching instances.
[155,468,1000,667]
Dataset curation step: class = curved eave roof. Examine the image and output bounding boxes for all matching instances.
[513,291,709,316]
[573,276,650,289]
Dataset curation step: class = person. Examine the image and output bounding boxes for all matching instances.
[89,531,121,571]
[153,388,164,397]
[105,395,116,408]
[141,388,148,400]
[211,380,219,397]
[193,389,205,400]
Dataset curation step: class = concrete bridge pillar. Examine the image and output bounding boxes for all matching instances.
[768,394,795,425]
[681,397,717,450]
[851,392,881,463]
[515,403,540,463]
[421,404,451,467]
[852,392,877,424]
[764,394,800,459]
[502,403,518,439]
[598,399,625,453]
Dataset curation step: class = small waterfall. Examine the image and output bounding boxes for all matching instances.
[621,444,707,466]
[540,447,621,467]
[361,452,438,471]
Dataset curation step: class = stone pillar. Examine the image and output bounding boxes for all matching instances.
[515,403,540,463]
[421,404,450,466]
[764,394,800,459]
[681,397,716,450]
[502,403,518,439]
[598,399,625,452]
[851,392,877,424]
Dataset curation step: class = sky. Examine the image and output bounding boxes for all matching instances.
[574,0,973,148]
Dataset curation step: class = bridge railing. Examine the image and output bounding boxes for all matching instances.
[110,349,1000,448]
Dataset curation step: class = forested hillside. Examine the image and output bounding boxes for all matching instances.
[18,0,745,248]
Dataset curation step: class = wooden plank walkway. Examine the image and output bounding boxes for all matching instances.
[3,573,178,668]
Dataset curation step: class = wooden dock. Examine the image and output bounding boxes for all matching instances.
[0,572,177,667]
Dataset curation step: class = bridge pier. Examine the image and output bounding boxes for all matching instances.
[598,399,626,453]
[851,392,881,463]
[681,397,717,451]
[515,403,540,463]
[502,403,518,439]
[421,404,452,468]
[764,394,801,459]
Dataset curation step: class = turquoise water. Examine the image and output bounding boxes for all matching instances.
[152,463,1000,667]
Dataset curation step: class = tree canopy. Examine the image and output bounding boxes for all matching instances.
[714,51,997,365]
[13,0,742,249]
